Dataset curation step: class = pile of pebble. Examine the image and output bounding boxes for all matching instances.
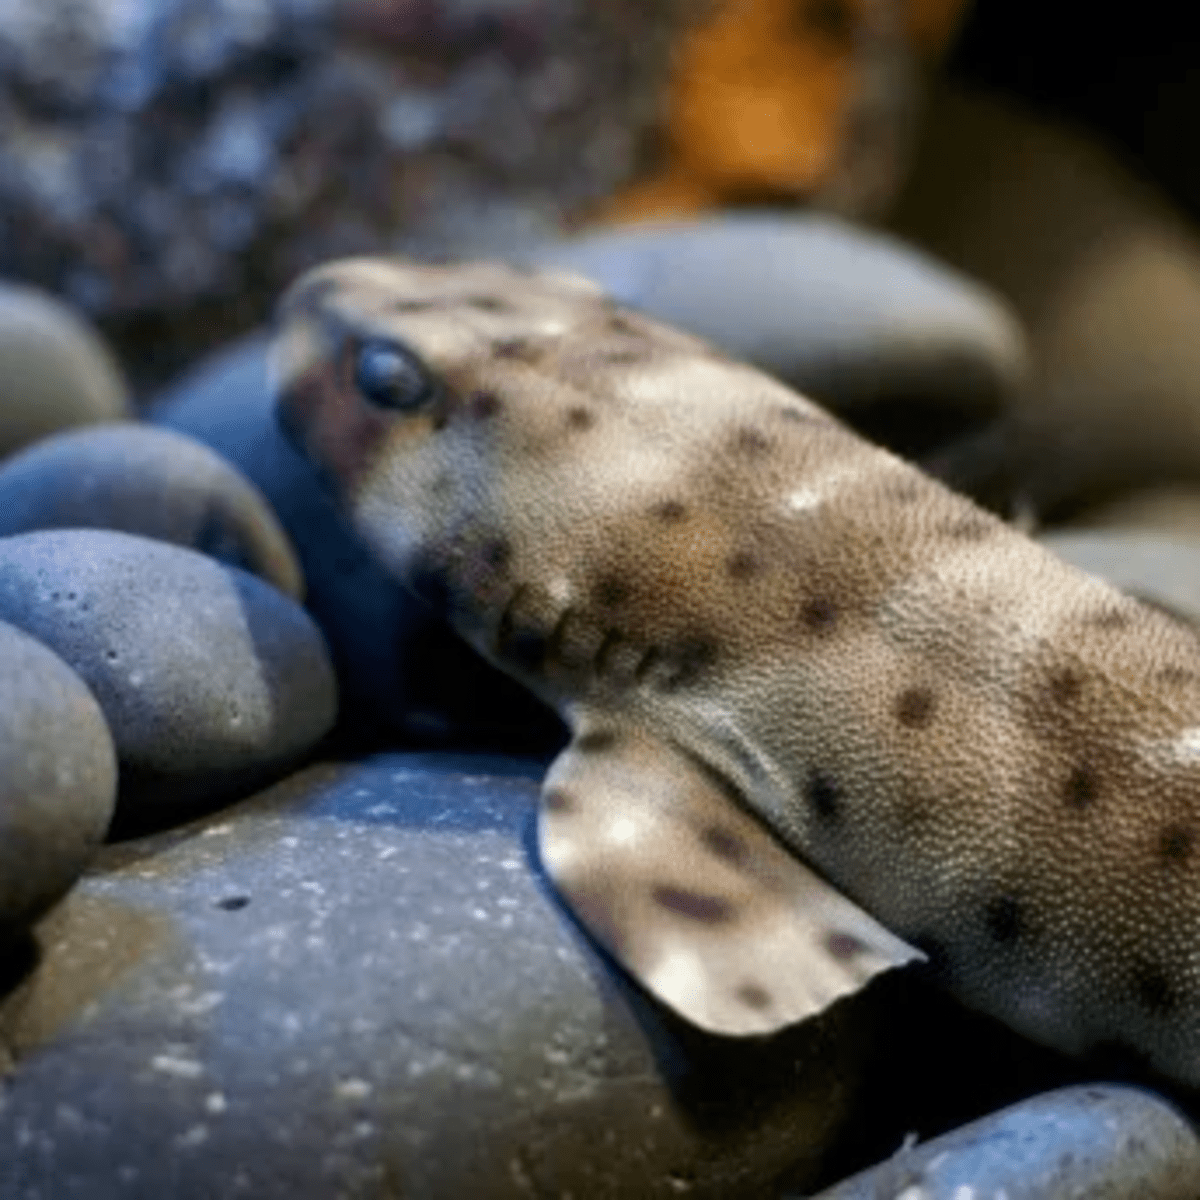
[2,211,1200,1197]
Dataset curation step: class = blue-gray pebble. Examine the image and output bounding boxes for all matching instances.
[0,282,129,458]
[0,618,115,933]
[526,213,1028,417]
[0,423,302,599]
[150,335,564,750]
[811,1085,1200,1199]
[0,530,336,816]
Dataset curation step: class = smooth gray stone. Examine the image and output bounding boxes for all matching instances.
[0,754,876,1198]
[149,336,564,750]
[0,282,129,459]
[809,1085,1200,1199]
[0,530,336,816]
[0,424,302,600]
[0,619,115,935]
[527,215,1028,418]
[1040,530,1200,629]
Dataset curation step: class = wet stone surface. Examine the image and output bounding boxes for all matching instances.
[0,529,336,823]
[0,619,115,937]
[0,753,877,1199]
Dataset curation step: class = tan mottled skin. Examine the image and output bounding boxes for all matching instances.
[275,256,1200,1088]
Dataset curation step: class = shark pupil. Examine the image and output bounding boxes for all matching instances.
[354,339,430,411]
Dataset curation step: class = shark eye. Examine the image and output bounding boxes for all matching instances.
[353,339,431,411]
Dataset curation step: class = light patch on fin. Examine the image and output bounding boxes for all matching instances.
[538,724,923,1036]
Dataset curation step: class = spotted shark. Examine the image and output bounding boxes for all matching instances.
[272,256,1200,1090]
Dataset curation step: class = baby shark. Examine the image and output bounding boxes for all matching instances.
[273,255,1200,1090]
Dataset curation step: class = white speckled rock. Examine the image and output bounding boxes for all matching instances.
[528,214,1028,425]
[0,282,129,458]
[1039,530,1200,630]
[0,530,336,819]
[0,618,115,934]
[149,335,564,751]
[810,1085,1200,1199]
[0,754,876,1198]
[0,423,302,599]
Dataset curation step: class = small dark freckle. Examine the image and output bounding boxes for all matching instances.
[543,788,573,813]
[467,295,508,313]
[1089,606,1133,630]
[984,895,1023,944]
[736,982,772,1009]
[1159,664,1196,687]
[1064,765,1098,810]
[726,549,761,580]
[944,517,992,540]
[575,729,618,754]
[1132,960,1179,1015]
[700,825,747,864]
[594,576,630,607]
[467,390,501,419]
[801,597,838,633]
[894,686,936,728]
[826,931,867,960]
[653,885,735,924]
[806,771,840,821]
[1048,668,1082,704]
[216,895,250,911]
[391,298,437,312]
[481,538,511,570]
[733,427,772,455]
[608,314,641,336]
[652,499,688,522]
[1160,824,1195,865]
[566,406,595,430]
[494,338,538,361]
[779,406,815,423]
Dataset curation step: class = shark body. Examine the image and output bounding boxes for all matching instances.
[274,256,1200,1090]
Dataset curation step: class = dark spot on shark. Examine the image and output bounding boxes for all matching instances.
[885,480,922,506]
[467,390,501,419]
[801,596,838,633]
[1064,765,1098,810]
[566,406,595,430]
[944,517,993,540]
[594,576,630,608]
[601,348,646,366]
[543,788,574,813]
[1160,824,1195,866]
[653,885,735,924]
[391,297,439,312]
[700,824,748,865]
[466,295,509,313]
[826,932,867,960]
[726,549,761,580]
[481,537,511,571]
[806,770,841,822]
[652,499,688,522]
[1089,606,1133,631]
[733,427,772,455]
[607,314,642,337]
[576,729,618,754]
[736,982,772,1009]
[1132,960,1179,1015]
[895,687,936,728]
[494,337,540,362]
[1048,668,1083,705]
[1159,664,1198,687]
[779,405,818,423]
[984,895,1024,944]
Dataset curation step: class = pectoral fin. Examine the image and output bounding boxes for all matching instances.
[538,724,923,1035]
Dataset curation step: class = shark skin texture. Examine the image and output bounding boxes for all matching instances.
[272,255,1200,1092]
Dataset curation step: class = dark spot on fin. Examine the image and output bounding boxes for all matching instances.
[467,390,501,420]
[1089,606,1134,630]
[806,771,841,822]
[1048,668,1083,704]
[575,729,618,754]
[594,576,630,608]
[801,597,838,633]
[733,427,772,455]
[736,982,772,1010]
[894,687,936,728]
[566,406,595,430]
[1064,765,1098,810]
[1160,824,1195,865]
[699,825,748,865]
[726,550,761,581]
[543,788,573,813]
[494,337,540,362]
[943,517,993,540]
[826,932,867,960]
[983,895,1024,944]
[651,499,688,522]
[466,295,509,313]
[652,885,735,924]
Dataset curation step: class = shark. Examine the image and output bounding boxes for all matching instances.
[272,255,1200,1091]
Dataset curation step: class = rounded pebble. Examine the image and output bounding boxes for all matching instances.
[0,423,302,600]
[0,753,874,1197]
[527,214,1028,424]
[810,1085,1200,1199]
[0,282,129,459]
[0,618,115,934]
[0,529,336,817]
[149,335,564,751]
